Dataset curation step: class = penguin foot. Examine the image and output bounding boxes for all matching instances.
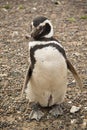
[49,105,63,117]
[29,103,44,121]
[29,109,44,121]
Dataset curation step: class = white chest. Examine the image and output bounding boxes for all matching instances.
[26,41,67,107]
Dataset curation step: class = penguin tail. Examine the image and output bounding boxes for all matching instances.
[66,59,83,92]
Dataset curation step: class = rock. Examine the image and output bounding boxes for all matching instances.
[70,105,81,113]
[2,8,8,12]
[12,31,18,38]
[71,119,77,124]
[72,80,76,83]
[84,107,87,111]
[74,52,81,57]
[25,34,31,39]
[81,119,87,129]
[31,7,37,13]
[51,0,61,5]
[68,101,72,104]
[32,7,37,11]
[0,73,8,77]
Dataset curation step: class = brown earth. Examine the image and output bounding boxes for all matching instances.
[0,0,87,130]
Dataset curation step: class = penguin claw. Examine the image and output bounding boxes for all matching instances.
[29,109,44,121]
[49,105,63,117]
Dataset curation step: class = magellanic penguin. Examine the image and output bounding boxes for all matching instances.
[22,16,82,121]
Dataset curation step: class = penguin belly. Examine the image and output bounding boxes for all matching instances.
[25,46,67,107]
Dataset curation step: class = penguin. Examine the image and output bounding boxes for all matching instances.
[22,16,82,121]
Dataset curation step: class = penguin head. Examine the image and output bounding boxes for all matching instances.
[30,16,53,40]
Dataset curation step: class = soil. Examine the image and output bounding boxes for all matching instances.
[0,0,87,130]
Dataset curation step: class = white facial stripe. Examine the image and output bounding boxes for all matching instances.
[31,22,34,29]
[38,19,54,38]
[39,19,50,26]
[31,22,33,26]
[29,41,63,49]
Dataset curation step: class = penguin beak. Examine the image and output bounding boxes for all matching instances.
[31,26,44,39]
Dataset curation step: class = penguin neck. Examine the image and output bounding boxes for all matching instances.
[32,36,58,42]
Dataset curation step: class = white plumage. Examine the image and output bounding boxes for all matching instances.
[25,41,67,107]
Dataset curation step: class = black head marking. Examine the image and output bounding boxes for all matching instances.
[33,16,47,27]
[39,23,51,37]
[31,16,52,40]
[32,23,51,40]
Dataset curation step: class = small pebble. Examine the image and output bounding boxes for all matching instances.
[72,80,75,83]
[70,105,81,113]
[74,52,81,57]
[12,31,18,38]
[51,0,61,4]
[68,101,72,104]
[32,7,37,10]
[71,119,77,124]
[84,107,87,111]
[82,119,87,129]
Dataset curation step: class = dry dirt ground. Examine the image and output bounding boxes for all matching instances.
[0,0,87,130]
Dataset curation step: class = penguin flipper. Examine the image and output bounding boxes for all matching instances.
[21,66,32,98]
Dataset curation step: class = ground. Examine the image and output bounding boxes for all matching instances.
[0,0,87,130]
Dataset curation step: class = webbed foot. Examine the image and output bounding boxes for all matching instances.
[29,103,44,121]
[49,105,63,117]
